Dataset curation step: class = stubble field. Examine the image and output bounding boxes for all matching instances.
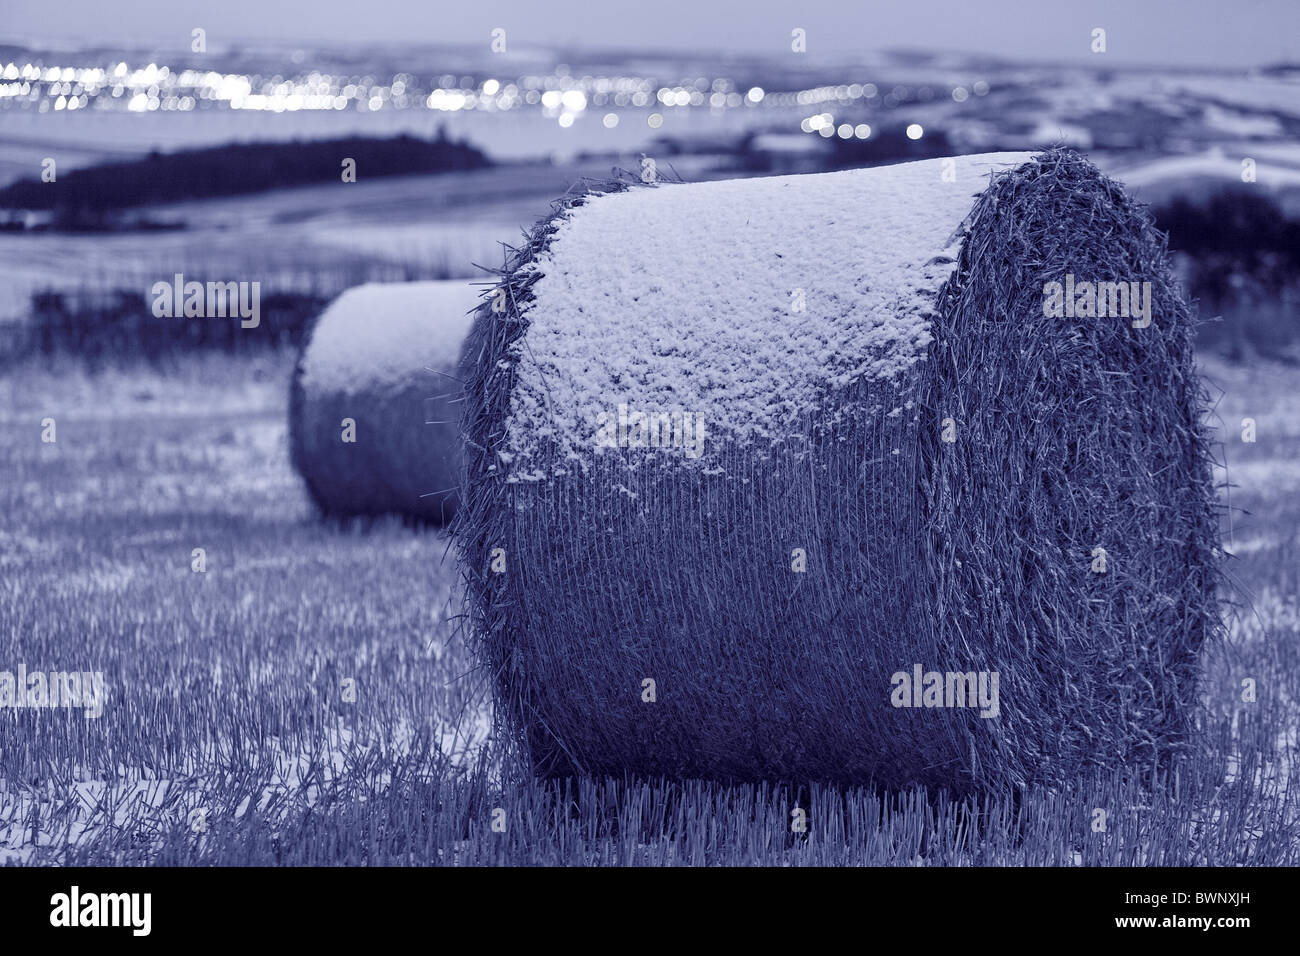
[0,350,1295,865]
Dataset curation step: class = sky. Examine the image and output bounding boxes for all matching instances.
[3,0,1297,68]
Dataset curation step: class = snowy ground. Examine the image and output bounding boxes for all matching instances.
[0,348,1294,864]
[0,352,493,863]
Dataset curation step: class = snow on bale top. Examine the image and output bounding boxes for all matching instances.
[299,280,481,394]
[504,152,1034,478]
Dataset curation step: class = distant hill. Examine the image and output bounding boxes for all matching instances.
[0,132,490,225]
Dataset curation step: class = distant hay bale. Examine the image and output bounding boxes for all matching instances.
[290,280,479,523]
[458,150,1221,794]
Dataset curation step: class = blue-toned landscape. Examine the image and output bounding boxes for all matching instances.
[2,0,1298,871]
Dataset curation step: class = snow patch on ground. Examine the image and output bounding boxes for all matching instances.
[0,709,493,862]
[1115,150,1300,193]
[1214,458,1300,493]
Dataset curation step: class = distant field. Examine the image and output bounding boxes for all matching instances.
[0,351,1295,865]
[0,160,703,321]
[0,165,561,320]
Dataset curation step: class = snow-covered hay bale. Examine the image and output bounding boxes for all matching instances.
[290,280,479,523]
[458,150,1221,793]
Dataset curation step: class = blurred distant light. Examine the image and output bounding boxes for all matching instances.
[863,83,878,97]
[952,86,968,103]
[973,80,989,96]
[800,117,813,133]
[674,89,690,107]
[746,86,765,104]
[837,123,853,139]
[114,62,127,77]
[602,112,618,128]
[558,112,575,127]
[818,125,834,138]
[541,89,562,109]
[128,92,148,111]
[482,78,499,96]
[427,89,467,111]
[647,112,663,128]
[854,123,871,139]
[561,89,586,111]
[906,123,923,139]
[54,95,65,110]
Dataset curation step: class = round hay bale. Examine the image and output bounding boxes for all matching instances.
[458,150,1221,793]
[290,280,479,523]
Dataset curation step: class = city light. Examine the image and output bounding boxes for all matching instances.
[0,55,913,144]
